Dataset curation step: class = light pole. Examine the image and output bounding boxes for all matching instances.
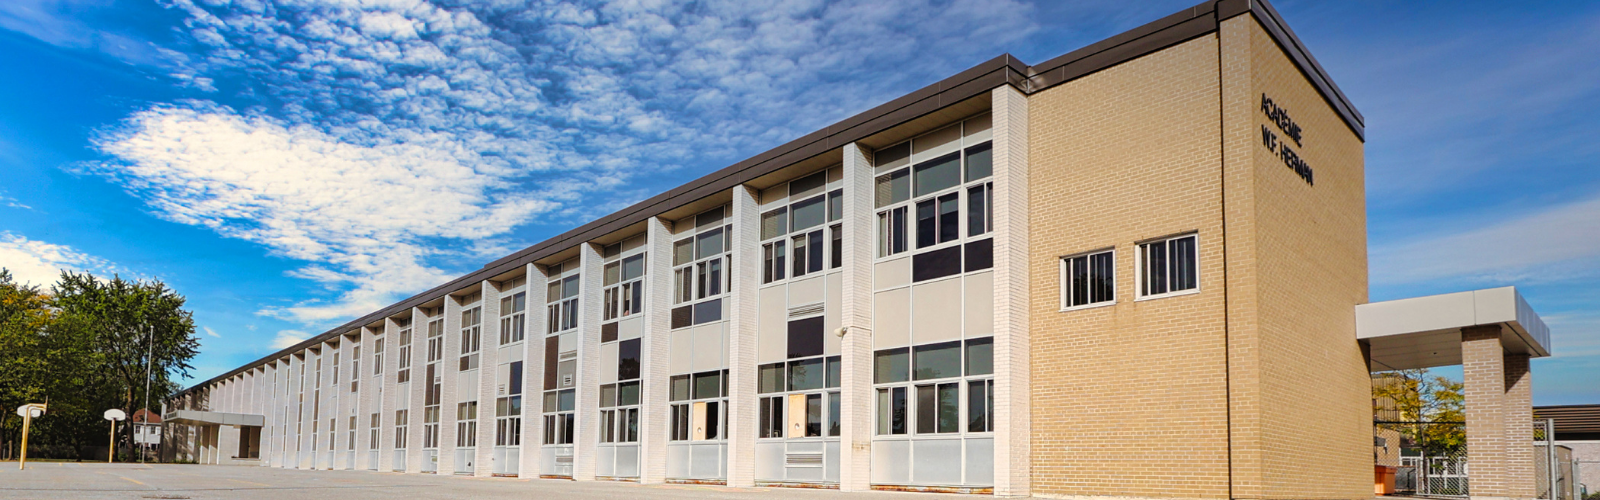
[142,324,153,464]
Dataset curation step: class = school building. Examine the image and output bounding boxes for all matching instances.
[163,0,1556,498]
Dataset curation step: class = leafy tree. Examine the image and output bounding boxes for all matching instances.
[1373,368,1466,456]
[0,269,199,459]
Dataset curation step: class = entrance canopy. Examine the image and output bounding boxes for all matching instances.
[164,410,264,427]
[1356,286,1550,371]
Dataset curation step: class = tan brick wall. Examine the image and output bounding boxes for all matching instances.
[1027,15,1370,499]
[1235,16,1371,500]
[1027,34,1232,499]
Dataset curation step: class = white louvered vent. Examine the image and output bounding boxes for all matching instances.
[788,303,824,318]
[785,453,824,466]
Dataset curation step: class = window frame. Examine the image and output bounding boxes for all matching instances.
[1058,248,1117,312]
[870,336,994,439]
[1135,233,1200,301]
[872,115,995,280]
[760,170,844,286]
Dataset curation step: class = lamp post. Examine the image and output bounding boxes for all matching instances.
[104,409,126,463]
[142,324,153,464]
[16,403,46,470]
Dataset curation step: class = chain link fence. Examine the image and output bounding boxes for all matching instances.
[1376,421,1468,497]
[1536,419,1581,500]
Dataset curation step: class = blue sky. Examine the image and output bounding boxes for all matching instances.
[0,0,1595,404]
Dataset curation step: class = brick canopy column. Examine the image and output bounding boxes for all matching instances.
[1503,352,1534,499]
[1463,324,1534,500]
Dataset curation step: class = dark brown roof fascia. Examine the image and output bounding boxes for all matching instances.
[174,0,1365,398]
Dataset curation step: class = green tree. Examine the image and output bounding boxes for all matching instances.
[52,271,199,452]
[1373,368,1466,456]
[0,269,199,459]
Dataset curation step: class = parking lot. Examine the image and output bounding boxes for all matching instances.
[0,462,971,500]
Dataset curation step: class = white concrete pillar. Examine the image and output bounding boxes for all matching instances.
[726,185,761,487]
[990,84,1031,497]
[640,216,674,484]
[574,242,604,481]
[838,142,876,491]
[520,262,548,478]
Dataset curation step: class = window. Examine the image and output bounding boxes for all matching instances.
[500,291,526,345]
[542,389,576,445]
[674,207,732,323]
[1139,234,1198,298]
[546,275,580,333]
[456,401,478,447]
[762,171,844,284]
[394,409,408,449]
[369,413,381,449]
[1061,249,1115,309]
[602,253,645,321]
[873,336,993,437]
[669,370,727,442]
[459,305,481,371]
[915,192,960,249]
[495,361,523,447]
[967,183,993,237]
[874,117,991,275]
[877,207,908,257]
[598,381,640,444]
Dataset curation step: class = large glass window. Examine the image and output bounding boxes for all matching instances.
[762,170,844,285]
[875,115,993,269]
[669,370,727,442]
[873,336,993,437]
[673,207,731,328]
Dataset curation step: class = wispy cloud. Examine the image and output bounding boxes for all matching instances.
[84,0,1039,328]
[0,232,116,286]
[1371,191,1600,286]
[92,104,555,322]
[0,0,178,67]
[271,330,309,349]
[203,326,220,338]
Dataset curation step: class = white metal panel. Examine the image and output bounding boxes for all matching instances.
[875,257,910,290]
[964,271,994,338]
[912,278,962,345]
[873,288,910,349]
[788,276,825,307]
[670,328,693,375]
[691,323,726,372]
[599,343,618,384]
[758,286,788,363]
[618,316,644,341]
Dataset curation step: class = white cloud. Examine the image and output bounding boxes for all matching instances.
[89,0,1040,327]
[0,0,178,67]
[203,326,221,338]
[271,330,310,349]
[1371,192,1600,285]
[93,105,556,322]
[0,232,115,286]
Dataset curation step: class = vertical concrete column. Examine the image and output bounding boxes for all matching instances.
[640,216,675,484]
[297,353,312,469]
[1464,324,1508,499]
[726,185,762,487]
[838,142,876,492]
[379,316,399,472]
[991,85,1031,497]
[1504,352,1535,499]
[406,306,428,474]
[439,293,464,474]
[263,362,278,467]
[520,263,548,478]
[356,325,375,470]
[476,280,499,477]
[575,242,605,481]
